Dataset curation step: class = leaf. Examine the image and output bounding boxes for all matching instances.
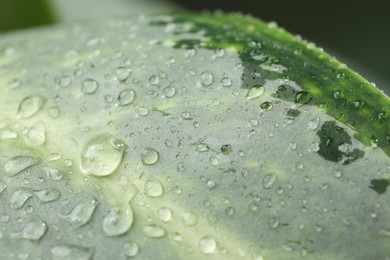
[0,13,389,259]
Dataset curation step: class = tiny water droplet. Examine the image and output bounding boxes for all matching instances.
[102,207,133,236]
[4,156,40,177]
[295,91,312,104]
[61,198,98,228]
[140,148,159,165]
[136,106,149,116]
[123,242,139,257]
[206,179,216,189]
[200,71,214,87]
[116,67,131,82]
[118,89,135,106]
[260,102,272,110]
[51,246,94,260]
[59,75,71,87]
[209,156,219,166]
[221,144,232,155]
[196,143,210,152]
[198,236,217,254]
[220,77,232,87]
[48,106,60,118]
[157,207,172,222]
[144,225,166,238]
[333,90,344,99]
[18,96,45,118]
[182,212,198,226]
[308,117,320,130]
[35,188,60,203]
[144,180,164,197]
[0,180,6,194]
[81,135,126,176]
[263,173,277,189]
[81,79,98,94]
[149,75,160,85]
[247,85,265,100]
[164,86,176,98]
[44,167,63,181]
[9,188,33,209]
[25,122,46,146]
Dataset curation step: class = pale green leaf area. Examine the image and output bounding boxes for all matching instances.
[0,14,389,260]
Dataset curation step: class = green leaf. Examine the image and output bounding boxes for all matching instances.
[0,13,389,259]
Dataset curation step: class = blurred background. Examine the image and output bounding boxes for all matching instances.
[1,0,389,93]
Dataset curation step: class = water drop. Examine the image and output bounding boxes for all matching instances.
[220,77,232,87]
[295,91,312,104]
[247,85,265,100]
[164,86,176,98]
[48,106,60,118]
[59,76,71,87]
[260,102,272,110]
[182,212,198,226]
[144,180,164,197]
[81,79,98,94]
[140,148,159,165]
[0,180,6,194]
[4,156,40,177]
[263,173,277,189]
[44,167,63,181]
[9,188,33,209]
[12,219,47,240]
[25,122,46,146]
[206,179,216,189]
[181,111,192,120]
[333,90,344,99]
[308,117,320,130]
[18,96,45,118]
[102,206,133,236]
[144,225,166,238]
[157,207,173,222]
[35,188,60,203]
[116,67,131,82]
[149,75,160,85]
[118,89,135,106]
[196,143,210,152]
[123,242,139,257]
[198,236,217,254]
[209,156,219,166]
[136,106,149,116]
[51,246,94,260]
[61,198,98,228]
[81,135,126,176]
[221,144,232,155]
[200,71,214,87]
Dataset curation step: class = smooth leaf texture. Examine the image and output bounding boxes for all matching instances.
[0,13,390,260]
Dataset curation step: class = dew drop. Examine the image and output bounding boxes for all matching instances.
[144,180,164,197]
[143,225,166,238]
[157,207,172,222]
[48,107,60,118]
[59,75,72,88]
[18,96,45,118]
[196,143,210,152]
[164,86,176,98]
[81,135,126,176]
[198,236,217,254]
[35,188,60,203]
[246,85,265,100]
[116,67,131,82]
[61,198,98,228]
[9,188,33,209]
[260,102,272,110]
[4,156,40,177]
[209,156,219,166]
[263,173,277,189]
[51,246,94,260]
[25,122,46,146]
[140,148,159,165]
[81,79,98,94]
[182,212,198,226]
[295,91,312,104]
[221,144,232,155]
[102,206,133,236]
[0,180,6,194]
[122,242,139,257]
[136,106,149,116]
[220,77,232,87]
[118,89,135,106]
[206,179,217,189]
[149,75,160,85]
[200,71,214,87]
[44,167,63,181]
[12,219,47,240]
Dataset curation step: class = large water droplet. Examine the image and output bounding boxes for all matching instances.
[116,67,131,82]
[200,71,214,87]
[81,79,98,94]
[122,242,139,257]
[143,225,166,238]
[12,219,47,240]
[9,188,33,209]
[295,91,312,104]
[81,135,126,177]
[247,85,265,100]
[144,180,164,197]
[157,207,172,222]
[25,122,46,146]
[51,246,94,260]
[4,156,40,177]
[118,89,135,106]
[198,236,217,254]
[35,188,60,203]
[61,197,98,228]
[140,148,159,165]
[102,206,133,236]
[18,96,45,118]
